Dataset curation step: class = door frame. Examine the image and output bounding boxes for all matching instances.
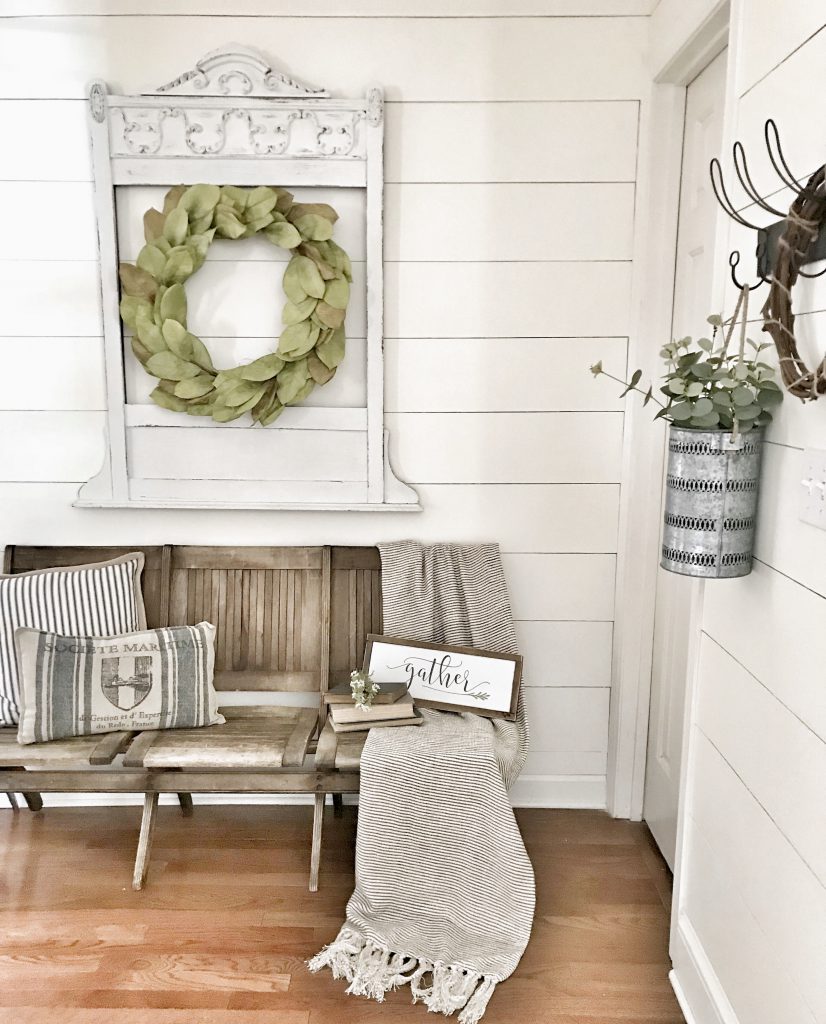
[606,0,732,820]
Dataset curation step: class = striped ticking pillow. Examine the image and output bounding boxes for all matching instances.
[15,622,224,745]
[0,553,146,728]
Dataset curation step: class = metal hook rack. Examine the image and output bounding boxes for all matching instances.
[710,118,826,289]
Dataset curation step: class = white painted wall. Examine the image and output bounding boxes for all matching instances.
[0,3,651,807]
[668,4,826,1022]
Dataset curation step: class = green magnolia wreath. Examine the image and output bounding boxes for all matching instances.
[118,183,351,425]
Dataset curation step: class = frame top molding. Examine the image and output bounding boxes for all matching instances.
[149,45,330,99]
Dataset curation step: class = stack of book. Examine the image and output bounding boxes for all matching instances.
[325,683,423,733]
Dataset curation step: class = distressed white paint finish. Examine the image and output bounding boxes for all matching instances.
[386,337,628,413]
[0,17,649,101]
[386,262,632,338]
[516,620,613,688]
[386,101,640,184]
[385,183,635,262]
[387,412,623,483]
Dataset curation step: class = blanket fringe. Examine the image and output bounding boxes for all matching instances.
[308,928,500,1021]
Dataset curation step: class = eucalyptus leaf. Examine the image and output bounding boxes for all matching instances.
[150,386,189,413]
[119,295,153,329]
[692,397,713,416]
[136,318,167,354]
[119,263,157,300]
[732,385,755,406]
[670,402,693,421]
[282,296,317,325]
[240,353,286,382]
[136,244,167,278]
[163,207,189,247]
[159,283,187,326]
[265,221,302,250]
[145,350,201,381]
[180,184,221,219]
[276,358,310,405]
[174,375,215,399]
[143,207,166,243]
[316,327,346,370]
[323,277,350,310]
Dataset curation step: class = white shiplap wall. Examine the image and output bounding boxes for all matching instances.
[671,5,826,1022]
[0,4,649,807]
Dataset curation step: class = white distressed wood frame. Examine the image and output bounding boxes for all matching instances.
[77,45,419,512]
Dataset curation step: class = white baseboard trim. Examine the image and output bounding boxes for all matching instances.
[512,774,606,808]
[670,915,739,1024]
[3,775,606,811]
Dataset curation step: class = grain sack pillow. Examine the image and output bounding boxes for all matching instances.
[15,622,224,744]
[0,553,146,728]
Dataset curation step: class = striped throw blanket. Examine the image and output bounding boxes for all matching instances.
[309,541,535,1022]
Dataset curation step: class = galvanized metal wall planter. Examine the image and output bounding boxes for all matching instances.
[661,427,763,579]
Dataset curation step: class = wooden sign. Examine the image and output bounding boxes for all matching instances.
[363,634,522,721]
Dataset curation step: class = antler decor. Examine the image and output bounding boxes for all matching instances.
[761,165,826,400]
[710,119,826,401]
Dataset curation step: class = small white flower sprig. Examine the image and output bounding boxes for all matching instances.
[350,669,381,711]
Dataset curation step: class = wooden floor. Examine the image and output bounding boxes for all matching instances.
[0,803,684,1024]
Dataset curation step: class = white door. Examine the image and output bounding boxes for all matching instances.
[643,49,727,869]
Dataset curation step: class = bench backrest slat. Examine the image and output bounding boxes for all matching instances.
[3,544,383,697]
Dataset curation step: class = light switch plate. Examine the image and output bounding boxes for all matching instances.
[799,448,826,530]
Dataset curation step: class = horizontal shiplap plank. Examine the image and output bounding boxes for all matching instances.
[525,686,610,754]
[737,2,826,98]
[0,99,91,181]
[696,634,826,885]
[386,101,639,183]
[0,484,615,565]
[408,484,619,552]
[0,411,104,481]
[734,26,826,202]
[387,261,632,337]
[0,337,105,410]
[0,17,649,101]
[703,560,826,742]
[387,412,623,483]
[691,731,826,1021]
[0,182,97,260]
[0,261,101,336]
[516,620,613,687]
[125,336,367,408]
[684,823,818,1024]
[754,442,826,599]
[385,183,635,262]
[386,337,627,412]
[503,553,615,620]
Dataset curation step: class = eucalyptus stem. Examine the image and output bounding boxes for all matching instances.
[596,369,668,409]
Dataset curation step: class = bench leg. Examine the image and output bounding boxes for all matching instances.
[332,793,344,818]
[177,793,194,817]
[6,793,19,811]
[133,793,159,891]
[22,792,43,812]
[309,793,324,893]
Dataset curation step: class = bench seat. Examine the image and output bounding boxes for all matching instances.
[123,706,317,771]
[0,544,381,892]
